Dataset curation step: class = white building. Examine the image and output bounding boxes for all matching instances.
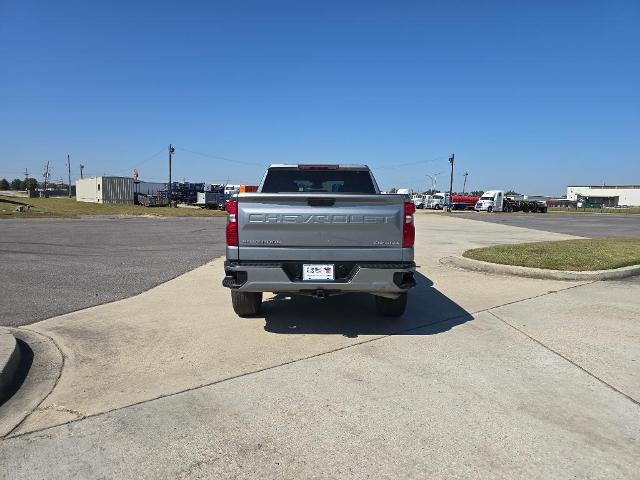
[76,176,134,204]
[566,185,640,207]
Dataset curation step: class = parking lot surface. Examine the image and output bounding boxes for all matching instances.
[0,217,225,327]
[450,211,640,237]
[1,215,638,479]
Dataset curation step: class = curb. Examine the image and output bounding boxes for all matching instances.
[0,328,64,438]
[441,256,640,281]
[0,327,21,402]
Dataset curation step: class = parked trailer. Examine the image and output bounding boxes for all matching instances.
[451,194,480,210]
[134,181,166,196]
[170,182,205,203]
[474,190,547,213]
[425,193,478,210]
[196,191,226,209]
[137,193,169,207]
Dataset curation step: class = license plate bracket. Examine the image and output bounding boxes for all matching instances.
[302,264,335,281]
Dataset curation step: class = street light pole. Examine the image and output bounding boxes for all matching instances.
[462,171,468,194]
[447,154,455,211]
[426,172,442,192]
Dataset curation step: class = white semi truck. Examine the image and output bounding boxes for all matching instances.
[427,192,448,209]
[474,190,547,213]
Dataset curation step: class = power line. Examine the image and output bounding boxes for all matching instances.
[175,146,265,167]
[374,155,449,170]
[137,147,166,167]
[104,147,167,177]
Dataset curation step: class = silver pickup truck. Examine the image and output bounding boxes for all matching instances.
[222,164,416,317]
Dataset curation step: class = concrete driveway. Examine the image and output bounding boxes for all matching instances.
[1,215,638,479]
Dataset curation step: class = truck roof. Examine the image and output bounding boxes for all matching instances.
[267,164,371,170]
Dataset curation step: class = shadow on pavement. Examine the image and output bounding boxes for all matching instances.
[261,272,473,337]
[0,339,33,408]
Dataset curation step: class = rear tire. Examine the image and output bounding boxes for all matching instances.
[375,293,408,317]
[231,291,262,317]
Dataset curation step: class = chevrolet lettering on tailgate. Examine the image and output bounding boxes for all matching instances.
[248,213,395,224]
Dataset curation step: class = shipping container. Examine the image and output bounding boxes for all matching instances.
[75,176,134,204]
[135,181,166,196]
[239,185,258,193]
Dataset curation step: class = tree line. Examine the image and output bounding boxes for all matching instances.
[0,177,68,191]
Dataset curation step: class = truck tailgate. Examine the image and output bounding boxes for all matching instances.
[234,193,408,262]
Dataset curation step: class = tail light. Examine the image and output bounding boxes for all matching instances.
[226,200,238,246]
[402,201,416,248]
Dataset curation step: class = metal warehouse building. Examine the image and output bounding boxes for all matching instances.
[566,185,640,207]
[76,176,134,204]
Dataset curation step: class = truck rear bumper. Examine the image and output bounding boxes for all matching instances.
[223,260,416,297]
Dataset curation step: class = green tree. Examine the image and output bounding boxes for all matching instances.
[0,178,9,190]
[470,190,484,196]
[505,190,520,196]
[24,178,39,190]
[10,178,22,190]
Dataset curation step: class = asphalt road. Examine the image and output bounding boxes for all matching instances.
[449,212,640,237]
[0,217,226,327]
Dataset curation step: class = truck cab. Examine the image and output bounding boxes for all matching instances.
[475,190,504,212]
[411,194,426,209]
[429,192,449,210]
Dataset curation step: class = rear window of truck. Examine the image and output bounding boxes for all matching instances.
[261,169,377,194]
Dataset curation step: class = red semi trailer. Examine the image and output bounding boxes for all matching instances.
[451,194,480,210]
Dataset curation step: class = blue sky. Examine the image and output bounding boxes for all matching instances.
[1,0,638,195]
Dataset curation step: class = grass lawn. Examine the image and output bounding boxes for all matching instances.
[0,195,226,219]
[463,238,640,271]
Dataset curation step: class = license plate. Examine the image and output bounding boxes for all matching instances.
[302,264,334,281]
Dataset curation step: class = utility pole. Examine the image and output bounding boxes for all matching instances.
[80,164,84,179]
[447,154,455,211]
[168,144,175,206]
[24,168,29,182]
[43,161,50,195]
[67,154,72,197]
[462,171,469,194]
